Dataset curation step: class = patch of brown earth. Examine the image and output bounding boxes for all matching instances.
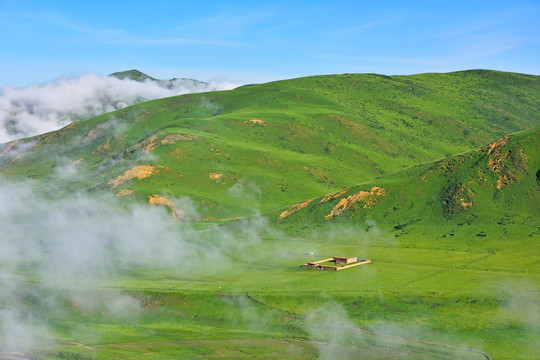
[245,119,265,126]
[209,172,224,181]
[143,134,198,152]
[477,135,527,189]
[325,187,387,218]
[93,137,113,155]
[442,184,477,217]
[11,153,24,163]
[148,194,186,222]
[72,158,84,166]
[142,136,159,152]
[487,136,510,156]
[279,199,314,219]
[458,185,476,208]
[117,189,134,197]
[108,165,163,189]
[0,141,20,158]
[320,189,349,203]
[487,137,513,189]
[460,198,473,207]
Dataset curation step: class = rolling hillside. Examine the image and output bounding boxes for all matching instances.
[0,70,538,218]
[276,126,540,229]
[1,70,539,360]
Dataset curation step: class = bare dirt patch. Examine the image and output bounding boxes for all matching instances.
[209,172,224,181]
[140,133,198,153]
[117,188,134,197]
[320,189,349,203]
[142,136,159,152]
[94,137,112,154]
[108,165,163,189]
[148,194,187,221]
[477,135,528,189]
[458,185,475,208]
[245,119,265,126]
[325,187,387,218]
[72,158,84,166]
[0,140,20,158]
[280,199,314,219]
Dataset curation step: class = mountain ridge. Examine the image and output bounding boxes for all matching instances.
[0,69,538,219]
[109,68,208,89]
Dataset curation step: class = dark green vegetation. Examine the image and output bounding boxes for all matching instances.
[0,70,538,359]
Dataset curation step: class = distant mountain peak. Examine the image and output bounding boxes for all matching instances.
[108,69,206,87]
[109,69,157,82]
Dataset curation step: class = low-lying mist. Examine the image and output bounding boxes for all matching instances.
[0,175,267,353]
[0,73,240,143]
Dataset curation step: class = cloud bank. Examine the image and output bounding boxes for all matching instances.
[0,74,240,144]
[0,172,269,353]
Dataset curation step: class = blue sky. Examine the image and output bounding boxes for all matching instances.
[0,0,539,86]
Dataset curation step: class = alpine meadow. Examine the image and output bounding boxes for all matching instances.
[0,69,538,360]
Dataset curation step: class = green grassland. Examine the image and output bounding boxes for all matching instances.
[276,126,540,229]
[16,219,538,360]
[1,70,538,218]
[1,71,539,359]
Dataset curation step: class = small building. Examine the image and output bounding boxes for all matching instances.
[301,256,370,271]
[333,256,358,265]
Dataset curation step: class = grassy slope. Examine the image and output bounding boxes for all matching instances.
[1,71,539,360]
[275,126,540,229]
[31,212,539,360]
[109,69,161,81]
[1,70,539,218]
[20,130,540,360]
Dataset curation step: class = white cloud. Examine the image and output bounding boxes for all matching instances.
[0,73,240,144]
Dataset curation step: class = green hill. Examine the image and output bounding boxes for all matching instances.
[109,68,208,88]
[1,70,539,360]
[0,70,539,219]
[275,126,540,230]
[110,69,160,82]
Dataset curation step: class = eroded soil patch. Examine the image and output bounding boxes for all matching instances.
[108,165,164,189]
[325,187,387,218]
[280,199,314,219]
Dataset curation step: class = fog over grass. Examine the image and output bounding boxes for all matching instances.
[0,73,240,143]
[0,173,269,352]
